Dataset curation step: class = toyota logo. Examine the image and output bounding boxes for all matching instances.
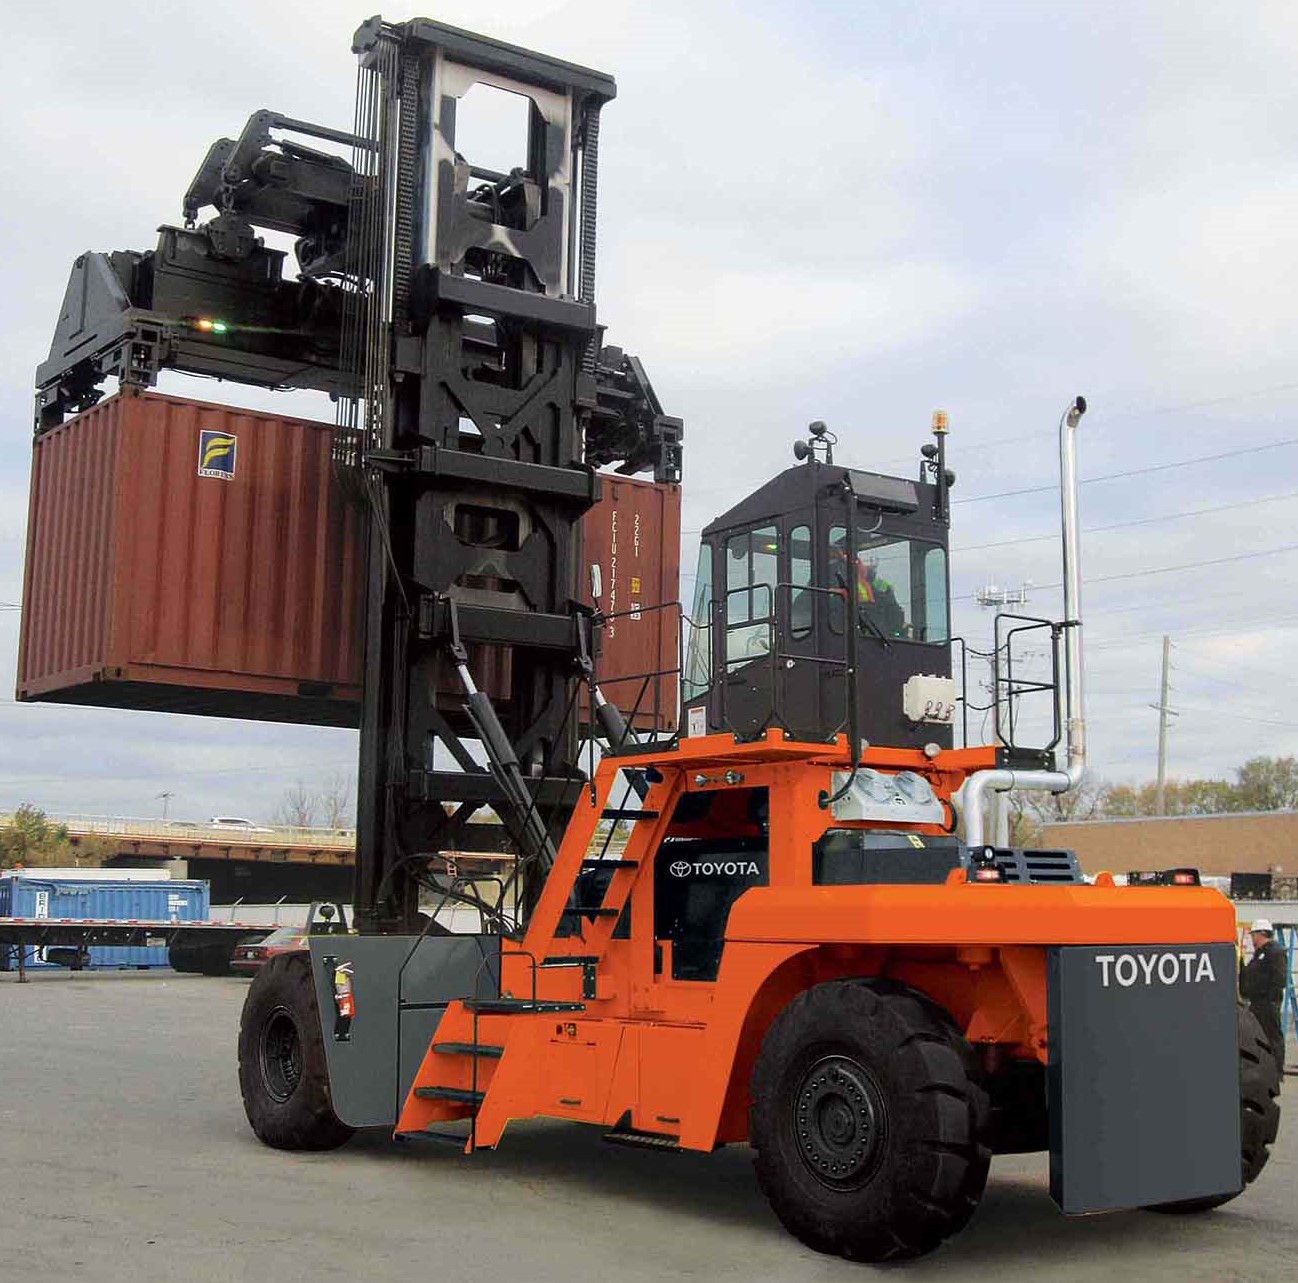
[669,860,692,878]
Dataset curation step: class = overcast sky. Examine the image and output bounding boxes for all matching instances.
[3,1,1298,823]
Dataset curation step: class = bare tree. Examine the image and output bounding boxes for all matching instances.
[318,772,356,829]
[1008,778,1110,846]
[274,781,318,828]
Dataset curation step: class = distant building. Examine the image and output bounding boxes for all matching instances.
[1042,810,1298,878]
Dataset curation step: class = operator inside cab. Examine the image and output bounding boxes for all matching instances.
[827,531,908,640]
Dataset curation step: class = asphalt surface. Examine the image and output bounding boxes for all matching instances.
[0,970,1293,1283]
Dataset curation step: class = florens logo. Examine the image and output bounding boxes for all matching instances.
[1094,952,1217,988]
[669,859,761,878]
[198,430,237,479]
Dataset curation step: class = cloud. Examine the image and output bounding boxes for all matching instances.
[5,0,1298,813]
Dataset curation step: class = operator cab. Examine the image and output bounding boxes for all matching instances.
[683,419,956,749]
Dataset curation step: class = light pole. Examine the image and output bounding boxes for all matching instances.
[156,791,175,822]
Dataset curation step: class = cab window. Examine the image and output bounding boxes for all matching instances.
[788,524,814,640]
[683,545,713,701]
[826,526,947,643]
[725,526,777,669]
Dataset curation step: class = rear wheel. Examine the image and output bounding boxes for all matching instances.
[749,978,990,1262]
[238,952,354,1151]
[168,942,203,974]
[196,941,238,976]
[1145,1002,1281,1213]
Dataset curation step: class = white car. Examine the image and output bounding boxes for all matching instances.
[209,816,274,833]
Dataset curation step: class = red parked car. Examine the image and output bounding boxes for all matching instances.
[231,904,349,974]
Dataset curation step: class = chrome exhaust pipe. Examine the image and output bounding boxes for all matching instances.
[963,396,1087,846]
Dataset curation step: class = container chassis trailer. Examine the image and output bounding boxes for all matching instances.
[0,918,270,979]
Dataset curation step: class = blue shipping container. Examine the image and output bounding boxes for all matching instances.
[0,875,210,969]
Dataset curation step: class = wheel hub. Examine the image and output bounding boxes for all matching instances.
[793,1054,886,1189]
[259,1006,303,1103]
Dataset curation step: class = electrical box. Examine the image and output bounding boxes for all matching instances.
[903,674,957,724]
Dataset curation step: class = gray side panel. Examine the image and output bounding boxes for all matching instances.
[1048,943,1240,1213]
[309,936,500,1128]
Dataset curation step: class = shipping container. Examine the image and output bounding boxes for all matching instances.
[578,474,681,730]
[0,873,210,969]
[20,390,681,731]
[18,389,363,725]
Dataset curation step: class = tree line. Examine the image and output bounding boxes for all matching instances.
[272,773,355,829]
[1,772,357,870]
[0,804,114,869]
[1012,755,1298,842]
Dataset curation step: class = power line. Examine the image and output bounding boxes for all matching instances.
[954,541,1298,601]
[876,380,1298,473]
[953,438,1298,506]
[1166,702,1298,732]
[953,489,1298,555]
[1089,612,1298,649]
[1172,650,1298,692]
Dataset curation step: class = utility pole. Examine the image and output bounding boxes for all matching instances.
[1152,636,1174,815]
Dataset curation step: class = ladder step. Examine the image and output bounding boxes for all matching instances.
[581,858,639,869]
[600,809,660,821]
[541,954,598,967]
[463,997,587,1014]
[561,906,620,918]
[414,1086,484,1105]
[420,1128,473,1148]
[432,1041,504,1059]
[603,1128,682,1152]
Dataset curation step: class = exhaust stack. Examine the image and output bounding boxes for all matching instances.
[963,396,1088,846]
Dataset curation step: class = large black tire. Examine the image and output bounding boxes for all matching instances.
[170,940,241,976]
[168,941,204,974]
[238,952,354,1151]
[196,941,239,976]
[749,978,990,1262]
[1145,1002,1281,1214]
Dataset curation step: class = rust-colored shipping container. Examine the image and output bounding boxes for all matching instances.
[578,475,681,731]
[19,390,681,731]
[18,389,365,724]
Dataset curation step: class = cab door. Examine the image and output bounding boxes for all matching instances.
[715,525,778,737]
[776,520,827,740]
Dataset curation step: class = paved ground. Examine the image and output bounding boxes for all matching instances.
[0,971,1293,1283]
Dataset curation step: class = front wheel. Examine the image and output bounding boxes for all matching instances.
[238,952,354,1151]
[749,978,990,1262]
[1145,1002,1281,1214]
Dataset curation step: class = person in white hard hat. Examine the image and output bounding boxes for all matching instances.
[1240,918,1287,1072]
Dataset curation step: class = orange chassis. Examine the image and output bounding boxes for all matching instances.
[397,730,1235,1150]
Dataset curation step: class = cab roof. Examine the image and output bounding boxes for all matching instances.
[701,460,940,538]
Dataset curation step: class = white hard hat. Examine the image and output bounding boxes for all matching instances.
[1250,918,1274,934]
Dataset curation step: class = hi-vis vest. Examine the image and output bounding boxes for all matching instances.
[855,563,892,604]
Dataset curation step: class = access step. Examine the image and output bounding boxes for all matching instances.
[462,997,587,1014]
[420,1128,473,1148]
[560,906,620,918]
[432,1041,504,1059]
[581,858,639,869]
[603,1128,681,1152]
[414,1086,485,1105]
[600,809,660,821]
